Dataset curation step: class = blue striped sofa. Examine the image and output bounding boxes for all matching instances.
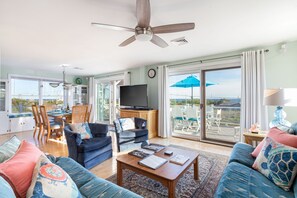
[215,143,297,198]
[48,156,141,198]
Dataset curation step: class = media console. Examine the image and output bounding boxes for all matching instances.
[119,109,158,139]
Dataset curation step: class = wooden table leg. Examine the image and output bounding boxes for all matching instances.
[194,156,199,180]
[117,161,123,186]
[168,180,176,198]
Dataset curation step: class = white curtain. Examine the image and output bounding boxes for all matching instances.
[158,65,170,138]
[240,50,268,135]
[88,76,95,122]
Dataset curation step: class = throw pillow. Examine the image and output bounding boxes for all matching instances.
[70,123,93,139]
[252,137,297,191]
[0,136,21,163]
[0,176,16,198]
[0,141,44,198]
[119,118,135,131]
[251,127,297,157]
[288,122,297,135]
[27,155,81,198]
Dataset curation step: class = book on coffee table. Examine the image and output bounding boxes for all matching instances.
[128,148,155,158]
[138,155,167,170]
[141,143,166,152]
[170,154,189,165]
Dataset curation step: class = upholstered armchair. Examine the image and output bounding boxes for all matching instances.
[64,123,112,169]
[113,117,149,152]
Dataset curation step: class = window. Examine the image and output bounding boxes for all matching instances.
[10,77,63,113]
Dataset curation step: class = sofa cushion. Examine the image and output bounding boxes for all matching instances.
[55,157,141,198]
[27,155,81,198]
[215,162,294,198]
[253,137,297,191]
[0,176,16,198]
[0,141,44,198]
[0,136,21,163]
[120,129,148,139]
[252,127,297,157]
[228,142,255,168]
[77,136,112,153]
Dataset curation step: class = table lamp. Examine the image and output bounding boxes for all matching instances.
[264,88,297,130]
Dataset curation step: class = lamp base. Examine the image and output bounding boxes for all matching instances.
[269,106,291,130]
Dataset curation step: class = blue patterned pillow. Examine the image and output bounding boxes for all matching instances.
[253,137,297,191]
[70,123,93,139]
[0,136,21,163]
[26,155,81,198]
[119,118,135,131]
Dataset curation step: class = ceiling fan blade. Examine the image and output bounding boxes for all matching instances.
[119,36,136,47]
[136,0,151,28]
[150,35,168,48]
[91,23,134,32]
[152,23,195,34]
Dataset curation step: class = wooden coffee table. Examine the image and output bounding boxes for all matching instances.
[117,146,199,198]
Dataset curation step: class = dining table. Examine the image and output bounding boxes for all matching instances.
[47,110,72,124]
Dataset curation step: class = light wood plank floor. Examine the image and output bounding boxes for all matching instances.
[0,130,232,179]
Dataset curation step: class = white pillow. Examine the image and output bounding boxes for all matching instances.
[120,118,135,131]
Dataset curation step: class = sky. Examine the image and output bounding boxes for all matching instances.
[169,68,241,99]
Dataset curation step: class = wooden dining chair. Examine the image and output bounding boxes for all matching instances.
[71,105,88,124]
[86,104,92,122]
[39,105,63,142]
[32,105,43,139]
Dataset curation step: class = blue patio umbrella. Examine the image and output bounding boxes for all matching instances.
[170,75,217,105]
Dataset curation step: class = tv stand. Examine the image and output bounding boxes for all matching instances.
[120,109,158,139]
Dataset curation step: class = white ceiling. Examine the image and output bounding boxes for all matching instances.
[0,0,297,75]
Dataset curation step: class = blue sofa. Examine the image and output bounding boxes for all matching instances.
[215,143,297,197]
[64,123,113,169]
[47,155,141,198]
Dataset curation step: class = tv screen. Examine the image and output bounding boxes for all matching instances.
[120,84,148,107]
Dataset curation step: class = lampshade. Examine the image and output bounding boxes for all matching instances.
[264,88,297,107]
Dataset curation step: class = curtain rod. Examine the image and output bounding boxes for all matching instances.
[167,49,269,68]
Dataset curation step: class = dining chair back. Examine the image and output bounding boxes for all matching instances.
[40,105,63,141]
[32,105,43,138]
[71,105,88,123]
[86,104,92,122]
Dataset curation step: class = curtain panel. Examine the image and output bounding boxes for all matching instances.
[158,65,171,138]
[240,50,268,133]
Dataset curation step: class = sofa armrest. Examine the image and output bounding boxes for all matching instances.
[134,118,147,129]
[88,123,109,138]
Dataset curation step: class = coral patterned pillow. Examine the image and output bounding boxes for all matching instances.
[27,155,81,198]
[252,137,297,191]
[0,141,44,198]
[251,127,297,157]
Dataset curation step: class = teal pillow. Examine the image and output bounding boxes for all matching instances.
[253,137,297,191]
[0,176,16,198]
[0,136,21,163]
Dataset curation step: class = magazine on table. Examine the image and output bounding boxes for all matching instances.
[169,154,190,165]
[128,148,155,158]
[141,143,166,152]
[138,155,167,170]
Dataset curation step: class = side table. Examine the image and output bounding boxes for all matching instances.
[243,132,266,147]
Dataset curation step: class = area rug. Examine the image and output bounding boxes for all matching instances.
[107,145,229,198]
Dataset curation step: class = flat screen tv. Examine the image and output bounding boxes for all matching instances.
[120,84,148,108]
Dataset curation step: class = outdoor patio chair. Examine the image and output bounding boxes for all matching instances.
[206,108,222,133]
[214,109,222,132]
[171,106,186,131]
[185,107,200,133]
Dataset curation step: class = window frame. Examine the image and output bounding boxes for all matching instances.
[8,74,63,113]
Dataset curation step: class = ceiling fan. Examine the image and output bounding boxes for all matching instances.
[91,0,195,48]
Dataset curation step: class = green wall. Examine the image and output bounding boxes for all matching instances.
[129,40,297,124]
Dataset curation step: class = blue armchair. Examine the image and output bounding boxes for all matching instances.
[64,123,112,169]
[113,118,149,152]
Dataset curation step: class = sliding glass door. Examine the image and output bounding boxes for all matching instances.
[202,67,241,143]
[169,72,201,140]
[96,79,123,124]
[168,65,241,144]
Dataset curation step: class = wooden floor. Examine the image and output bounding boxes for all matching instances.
[0,130,232,179]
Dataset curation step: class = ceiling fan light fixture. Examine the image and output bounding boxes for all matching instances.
[49,82,60,88]
[135,27,153,41]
